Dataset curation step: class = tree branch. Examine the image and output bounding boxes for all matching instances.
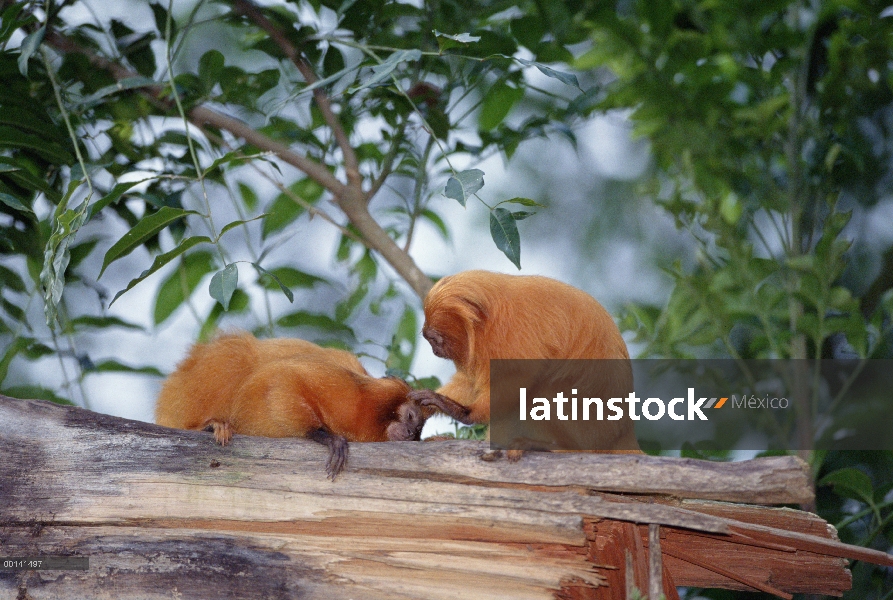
[42,27,434,299]
[230,0,362,191]
[366,117,409,204]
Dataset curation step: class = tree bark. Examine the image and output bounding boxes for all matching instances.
[2,396,889,599]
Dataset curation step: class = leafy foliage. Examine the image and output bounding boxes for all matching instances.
[0,0,594,406]
[0,2,890,596]
[574,2,893,597]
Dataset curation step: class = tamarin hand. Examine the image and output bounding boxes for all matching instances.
[408,389,473,425]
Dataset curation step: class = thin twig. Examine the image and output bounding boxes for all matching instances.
[365,117,409,204]
[230,0,362,190]
[404,135,435,253]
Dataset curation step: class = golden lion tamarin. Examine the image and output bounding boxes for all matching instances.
[410,270,640,453]
[155,332,425,479]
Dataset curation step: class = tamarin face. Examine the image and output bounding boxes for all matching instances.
[385,401,424,441]
[421,307,475,366]
[421,276,489,367]
[422,325,449,358]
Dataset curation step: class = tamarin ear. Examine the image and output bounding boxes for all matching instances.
[461,297,488,323]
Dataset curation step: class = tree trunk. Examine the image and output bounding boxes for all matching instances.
[2,396,890,599]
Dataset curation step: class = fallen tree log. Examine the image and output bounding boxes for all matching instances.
[1,395,891,599]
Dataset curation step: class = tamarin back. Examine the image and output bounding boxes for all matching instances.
[154,331,368,431]
[155,332,424,478]
[229,358,415,442]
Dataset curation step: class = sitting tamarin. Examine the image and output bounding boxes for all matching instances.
[155,332,425,479]
[410,270,640,453]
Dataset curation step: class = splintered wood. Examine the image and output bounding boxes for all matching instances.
[2,396,891,599]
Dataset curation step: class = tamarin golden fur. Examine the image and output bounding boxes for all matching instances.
[156,332,424,478]
[410,270,640,453]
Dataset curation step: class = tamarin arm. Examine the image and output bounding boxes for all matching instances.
[439,370,490,424]
[307,428,349,480]
[437,370,476,404]
[409,389,474,424]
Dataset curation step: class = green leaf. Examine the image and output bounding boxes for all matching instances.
[86,360,164,377]
[262,179,324,239]
[0,385,73,405]
[516,58,580,88]
[353,251,377,283]
[824,142,842,172]
[69,315,144,331]
[510,16,545,49]
[277,311,354,335]
[0,264,26,293]
[421,208,449,239]
[0,296,25,322]
[352,49,422,92]
[336,281,369,321]
[719,192,742,225]
[489,207,521,269]
[479,81,524,130]
[443,169,484,207]
[67,239,99,271]
[99,206,198,277]
[502,197,544,208]
[40,180,88,326]
[0,337,29,384]
[433,30,481,52]
[0,125,73,164]
[209,263,239,311]
[511,210,536,220]
[90,177,154,218]
[202,151,252,177]
[237,182,258,211]
[294,62,363,98]
[20,341,54,360]
[387,305,418,372]
[153,251,214,325]
[257,266,327,291]
[0,192,33,214]
[0,2,27,43]
[17,26,44,77]
[820,468,875,505]
[198,49,225,90]
[198,289,250,341]
[262,196,304,239]
[111,236,212,307]
[219,215,265,237]
[253,263,294,303]
[78,77,157,108]
[0,157,61,203]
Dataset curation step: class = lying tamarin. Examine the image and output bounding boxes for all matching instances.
[155,332,425,479]
[410,270,640,453]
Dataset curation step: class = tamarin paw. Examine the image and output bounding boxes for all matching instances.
[202,419,233,446]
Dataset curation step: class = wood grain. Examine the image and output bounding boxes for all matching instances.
[2,395,885,599]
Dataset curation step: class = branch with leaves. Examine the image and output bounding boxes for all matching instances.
[39,12,433,304]
[0,0,594,405]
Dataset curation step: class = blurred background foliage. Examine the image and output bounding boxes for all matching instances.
[0,0,891,597]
